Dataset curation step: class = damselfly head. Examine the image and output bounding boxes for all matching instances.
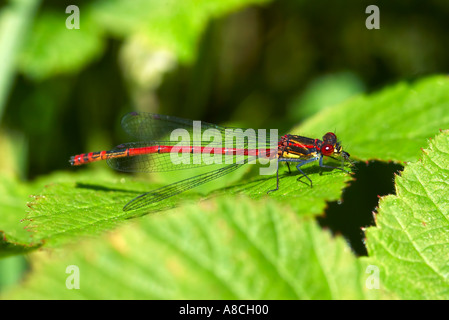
[320,135,347,158]
[322,132,345,157]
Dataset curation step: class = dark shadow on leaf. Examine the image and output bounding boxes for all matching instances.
[210,163,333,196]
[123,202,180,219]
[75,182,144,195]
[77,161,352,219]
[74,183,181,218]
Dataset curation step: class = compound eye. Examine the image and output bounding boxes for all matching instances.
[323,132,337,144]
[321,144,334,156]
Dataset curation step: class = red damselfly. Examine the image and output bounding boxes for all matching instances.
[70,112,351,211]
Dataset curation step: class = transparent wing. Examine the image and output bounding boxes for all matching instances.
[123,162,246,211]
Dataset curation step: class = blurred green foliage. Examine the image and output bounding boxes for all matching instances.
[1,0,449,299]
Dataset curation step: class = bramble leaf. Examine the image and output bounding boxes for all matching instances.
[297,75,449,163]
[365,130,449,299]
[4,198,378,299]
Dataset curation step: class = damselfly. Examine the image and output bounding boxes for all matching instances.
[70,112,351,211]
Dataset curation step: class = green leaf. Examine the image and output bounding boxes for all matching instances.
[296,75,449,162]
[0,0,41,119]
[18,0,272,80]
[0,175,43,257]
[0,170,146,254]
[20,162,352,249]
[224,162,352,216]
[22,170,167,248]
[91,0,271,63]
[365,130,449,299]
[4,198,378,299]
[288,72,365,121]
[19,9,104,80]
